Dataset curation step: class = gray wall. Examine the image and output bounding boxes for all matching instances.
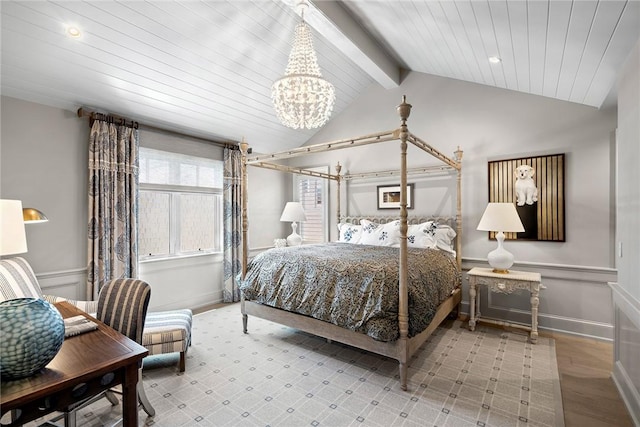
[1,97,89,274]
[306,71,617,268]
[0,96,287,310]
[0,67,626,338]
[292,70,619,339]
[246,166,291,249]
[611,39,640,424]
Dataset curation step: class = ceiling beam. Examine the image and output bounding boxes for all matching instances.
[285,0,400,89]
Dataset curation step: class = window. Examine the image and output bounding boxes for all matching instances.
[295,166,328,243]
[138,148,223,259]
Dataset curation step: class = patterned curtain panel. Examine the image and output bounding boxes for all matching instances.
[223,147,243,302]
[87,119,139,300]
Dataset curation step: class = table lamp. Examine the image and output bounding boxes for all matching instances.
[477,202,524,273]
[280,202,306,246]
[0,199,28,256]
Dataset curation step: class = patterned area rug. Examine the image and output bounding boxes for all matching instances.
[31,303,564,426]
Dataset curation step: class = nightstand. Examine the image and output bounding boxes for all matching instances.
[467,267,543,343]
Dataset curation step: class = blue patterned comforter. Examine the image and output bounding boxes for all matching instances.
[239,243,459,342]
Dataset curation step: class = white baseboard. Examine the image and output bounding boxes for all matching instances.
[457,300,613,341]
[151,290,224,312]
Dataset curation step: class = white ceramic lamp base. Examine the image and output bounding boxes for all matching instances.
[487,231,514,273]
[286,221,302,246]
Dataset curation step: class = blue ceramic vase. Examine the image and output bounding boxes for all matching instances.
[0,298,65,380]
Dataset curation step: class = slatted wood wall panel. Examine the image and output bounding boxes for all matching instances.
[488,154,565,241]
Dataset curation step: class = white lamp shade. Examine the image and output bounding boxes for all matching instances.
[280,202,307,223]
[1,199,28,256]
[477,203,524,233]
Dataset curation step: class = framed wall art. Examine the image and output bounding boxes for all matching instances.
[377,184,414,210]
[488,153,565,241]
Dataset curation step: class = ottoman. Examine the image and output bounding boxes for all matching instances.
[143,309,192,372]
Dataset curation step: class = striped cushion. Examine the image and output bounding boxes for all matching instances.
[0,257,43,302]
[0,257,100,314]
[43,295,99,315]
[143,309,192,355]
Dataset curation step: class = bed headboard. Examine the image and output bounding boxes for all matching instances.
[339,215,456,228]
[339,215,461,269]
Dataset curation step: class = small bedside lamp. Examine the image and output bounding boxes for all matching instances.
[477,203,524,273]
[280,202,306,246]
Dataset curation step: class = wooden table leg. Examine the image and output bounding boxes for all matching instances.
[530,284,540,344]
[122,363,139,426]
[468,278,477,331]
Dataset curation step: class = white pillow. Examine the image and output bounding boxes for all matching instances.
[338,223,362,244]
[434,225,457,254]
[359,220,401,247]
[407,221,437,249]
[406,221,456,254]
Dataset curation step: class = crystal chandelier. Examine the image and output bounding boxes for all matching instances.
[271,2,336,130]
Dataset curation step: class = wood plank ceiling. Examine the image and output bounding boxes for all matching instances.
[1,1,638,154]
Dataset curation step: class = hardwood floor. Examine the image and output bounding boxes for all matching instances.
[545,331,635,427]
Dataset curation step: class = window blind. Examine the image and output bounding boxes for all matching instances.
[295,167,328,243]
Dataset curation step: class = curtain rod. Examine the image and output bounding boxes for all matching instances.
[77,107,238,150]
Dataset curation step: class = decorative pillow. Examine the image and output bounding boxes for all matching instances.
[338,223,363,244]
[407,221,437,249]
[359,220,401,247]
[434,225,457,254]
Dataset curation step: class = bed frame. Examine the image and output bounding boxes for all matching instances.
[239,96,463,390]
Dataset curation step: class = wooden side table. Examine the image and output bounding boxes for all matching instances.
[467,267,543,343]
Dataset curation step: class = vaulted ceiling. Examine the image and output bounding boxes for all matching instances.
[2,1,638,153]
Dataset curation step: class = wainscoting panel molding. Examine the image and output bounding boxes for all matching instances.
[610,282,640,426]
[461,258,617,341]
[36,256,619,343]
[37,261,225,313]
[37,268,88,301]
[140,253,224,311]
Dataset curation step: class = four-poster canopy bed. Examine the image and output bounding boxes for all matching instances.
[238,97,463,391]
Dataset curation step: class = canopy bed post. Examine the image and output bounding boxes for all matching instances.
[454,146,463,272]
[397,96,412,390]
[239,140,250,333]
[335,162,342,226]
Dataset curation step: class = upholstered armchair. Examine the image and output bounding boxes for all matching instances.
[0,257,193,372]
[0,257,98,313]
[1,256,193,374]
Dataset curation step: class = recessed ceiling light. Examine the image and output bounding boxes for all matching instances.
[489,56,502,64]
[66,26,81,38]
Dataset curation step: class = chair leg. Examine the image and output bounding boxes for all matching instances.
[47,388,116,427]
[137,368,155,417]
[179,351,186,373]
[63,411,77,427]
[105,390,119,406]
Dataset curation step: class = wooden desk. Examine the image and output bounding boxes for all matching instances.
[1,301,148,426]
